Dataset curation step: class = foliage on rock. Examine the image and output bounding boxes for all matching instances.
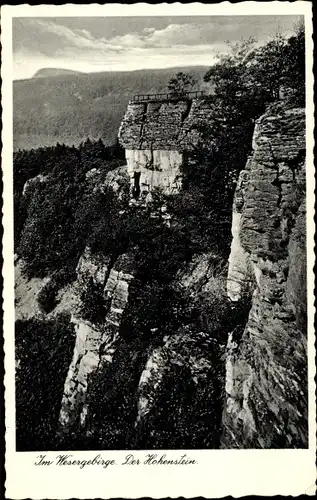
[79,278,108,325]
[204,23,305,114]
[15,314,76,450]
[167,71,198,95]
[14,140,125,280]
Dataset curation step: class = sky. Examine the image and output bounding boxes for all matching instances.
[13,15,303,80]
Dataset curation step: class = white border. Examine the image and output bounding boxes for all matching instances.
[2,3,315,498]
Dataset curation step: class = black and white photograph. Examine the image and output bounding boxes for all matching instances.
[2,2,315,498]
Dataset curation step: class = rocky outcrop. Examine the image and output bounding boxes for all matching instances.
[131,251,230,448]
[55,245,231,448]
[16,93,307,451]
[134,324,226,449]
[223,102,307,448]
[22,173,47,195]
[102,165,129,198]
[86,165,130,199]
[119,98,217,151]
[15,244,136,445]
[227,166,255,301]
[118,97,218,199]
[76,247,111,288]
[136,329,217,424]
[125,149,183,198]
[58,252,135,438]
[118,100,191,151]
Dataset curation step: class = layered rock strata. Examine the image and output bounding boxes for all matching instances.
[223,103,307,448]
[118,97,216,199]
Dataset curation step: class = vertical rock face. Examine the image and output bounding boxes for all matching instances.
[118,99,190,199]
[58,251,135,438]
[227,164,256,301]
[133,252,229,449]
[135,329,223,448]
[118,97,217,199]
[125,149,183,198]
[118,100,191,151]
[223,103,307,448]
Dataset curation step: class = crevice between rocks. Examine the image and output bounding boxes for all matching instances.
[181,99,193,123]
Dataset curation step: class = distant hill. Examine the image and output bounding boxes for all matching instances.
[13,66,210,151]
[33,68,84,78]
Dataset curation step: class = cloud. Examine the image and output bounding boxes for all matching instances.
[32,19,123,52]
[92,22,235,49]
[13,19,219,78]
[12,16,302,79]
[13,17,252,57]
[145,23,212,46]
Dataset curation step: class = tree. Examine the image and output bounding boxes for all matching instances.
[204,37,259,103]
[281,21,305,105]
[80,277,107,325]
[167,72,197,96]
[14,139,127,280]
[204,24,305,110]
[37,280,59,314]
[250,31,287,101]
[15,314,76,451]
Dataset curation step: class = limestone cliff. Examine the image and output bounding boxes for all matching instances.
[58,251,135,439]
[56,249,228,449]
[118,97,216,199]
[15,95,307,452]
[223,102,307,448]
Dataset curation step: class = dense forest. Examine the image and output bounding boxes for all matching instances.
[14,24,305,450]
[13,66,209,150]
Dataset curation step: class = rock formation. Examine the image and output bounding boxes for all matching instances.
[14,94,307,451]
[58,251,135,439]
[223,102,307,448]
[118,97,216,200]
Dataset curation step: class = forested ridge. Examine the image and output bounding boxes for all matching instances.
[14,66,209,150]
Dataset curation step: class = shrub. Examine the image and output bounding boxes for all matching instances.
[37,280,59,314]
[15,314,76,451]
[167,71,197,95]
[14,140,125,280]
[79,278,107,325]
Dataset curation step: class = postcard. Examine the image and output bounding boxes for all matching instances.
[2,2,315,498]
